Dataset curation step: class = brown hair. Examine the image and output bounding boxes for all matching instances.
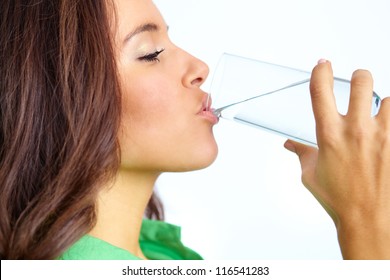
[0,0,163,260]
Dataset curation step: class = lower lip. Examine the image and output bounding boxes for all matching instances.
[198,110,219,125]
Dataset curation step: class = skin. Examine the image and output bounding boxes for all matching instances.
[285,61,390,259]
[89,0,218,259]
[90,1,390,260]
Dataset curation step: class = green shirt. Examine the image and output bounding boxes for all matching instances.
[59,219,202,260]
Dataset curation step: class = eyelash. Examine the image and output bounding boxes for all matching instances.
[138,48,165,63]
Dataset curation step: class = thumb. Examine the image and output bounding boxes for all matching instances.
[284,139,318,168]
[284,139,335,220]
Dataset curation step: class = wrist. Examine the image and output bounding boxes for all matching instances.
[336,213,390,259]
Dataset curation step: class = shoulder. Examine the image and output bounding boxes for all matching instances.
[59,235,139,260]
[59,219,203,260]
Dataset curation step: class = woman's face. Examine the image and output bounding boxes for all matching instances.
[112,0,218,172]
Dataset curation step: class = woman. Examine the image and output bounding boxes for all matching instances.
[1,0,389,260]
[0,0,216,260]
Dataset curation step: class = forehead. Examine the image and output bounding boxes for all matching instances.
[113,0,166,39]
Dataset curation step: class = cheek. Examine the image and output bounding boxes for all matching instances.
[124,82,168,117]
[121,73,179,128]
[118,75,218,171]
[118,77,182,162]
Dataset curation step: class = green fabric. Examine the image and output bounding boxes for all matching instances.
[59,219,202,260]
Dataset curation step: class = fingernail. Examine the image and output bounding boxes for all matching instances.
[317,58,328,64]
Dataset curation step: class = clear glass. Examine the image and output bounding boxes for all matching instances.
[211,53,381,146]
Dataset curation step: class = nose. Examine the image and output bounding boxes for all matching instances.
[183,52,209,88]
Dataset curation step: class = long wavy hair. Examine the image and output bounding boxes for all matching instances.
[0,0,163,260]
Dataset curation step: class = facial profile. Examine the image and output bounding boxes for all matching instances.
[111,0,218,173]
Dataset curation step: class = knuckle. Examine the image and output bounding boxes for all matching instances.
[380,131,390,147]
[376,132,390,155]
[344,119,380,150]
[375,121,390,147]
[309,81,328,98]
[316,123,340,148]
[345,122,367,141]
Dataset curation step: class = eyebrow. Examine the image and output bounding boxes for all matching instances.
[123,23,159,43]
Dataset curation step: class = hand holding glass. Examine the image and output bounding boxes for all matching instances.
[210,53,381,147]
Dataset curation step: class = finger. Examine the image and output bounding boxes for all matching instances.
[376,97,390,128]
[284,139,317,159]
[310,60,339,134]
[347,69,374,121]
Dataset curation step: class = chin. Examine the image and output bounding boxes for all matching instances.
[178,140,219,172]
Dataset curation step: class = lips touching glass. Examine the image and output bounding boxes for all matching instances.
[209,53,381,147]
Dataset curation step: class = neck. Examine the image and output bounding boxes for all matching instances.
[89,168,160,259]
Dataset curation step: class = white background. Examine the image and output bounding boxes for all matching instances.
[153,0,390,259]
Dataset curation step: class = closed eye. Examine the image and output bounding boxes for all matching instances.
[138,48,165,63]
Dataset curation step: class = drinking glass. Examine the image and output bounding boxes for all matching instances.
[210,53,381,146]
